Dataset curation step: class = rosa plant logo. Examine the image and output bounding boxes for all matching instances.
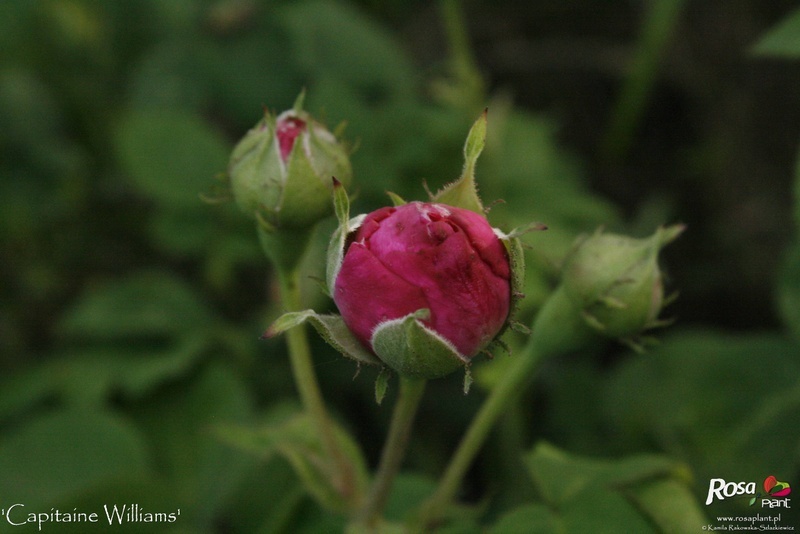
[749,475,792,507]
[706,475,792,508]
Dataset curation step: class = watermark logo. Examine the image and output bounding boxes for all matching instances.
[705,479,756,505]
[705,475,792,508]
[752,475,792,507]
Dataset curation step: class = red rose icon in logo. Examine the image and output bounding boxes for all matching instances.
[764,475,792,498]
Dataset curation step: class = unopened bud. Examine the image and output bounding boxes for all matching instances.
[561,225,684,342]
[228,94,352,230]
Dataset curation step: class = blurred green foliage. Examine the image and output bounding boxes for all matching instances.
[1,0,799,531]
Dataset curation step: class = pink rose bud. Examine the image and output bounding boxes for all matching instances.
[333,202,511,364]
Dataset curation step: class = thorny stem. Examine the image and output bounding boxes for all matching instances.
[353,376,427,531]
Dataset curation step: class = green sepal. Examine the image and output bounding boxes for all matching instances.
[385,190,407,207]
[264,310,381,367]
[217,408,370,514]
[279,129,334,228]
[375,367,392,405]
[292,88,306,113]
[488,231,527,346]
[227,114,282,218]
[463,365,473,395]
[433,109,487,214]
[326,180,366,294]
[370,309,468,379]
[333,177,350,229]
[505,233,526,311]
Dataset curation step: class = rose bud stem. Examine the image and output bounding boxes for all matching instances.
[352,376,427,530]
[271,255,360,508]
[413,287,597,529]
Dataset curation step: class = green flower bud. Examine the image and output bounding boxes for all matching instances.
[561,225,684,344]
[228,95,352,230]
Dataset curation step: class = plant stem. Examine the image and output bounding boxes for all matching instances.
[275,266,356,502]
[415,339,545,528]
[600,0,687,163]
[414,287,594,529]
[438,0,485,110]
[353,376,427,530]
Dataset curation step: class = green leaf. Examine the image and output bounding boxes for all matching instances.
[489,503,560,534]
[0,336,209,412]
[524,442,601,505]
[131,362,254,524]
[207,32,301,125]
[625,478,708,533]
[0,409,151,508]
[523,442,705,533]
[126,40,215,113]
[604,330,800,480]
[115,109,230,209]
[751,8,800,58]
[222,456,307,534]
[265,310,381,367]
[218,408,370,514]
[281,0,415,98]
[58,271,214,341]
[383,473,438,523]
[148,207,217,254]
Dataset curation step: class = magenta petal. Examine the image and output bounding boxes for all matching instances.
[334,242,428,351]
[334,201,511,359]
[447,207,510,279]
[276,116,306,161]
[418,229,509,355]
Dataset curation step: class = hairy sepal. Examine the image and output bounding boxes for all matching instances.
[370,309,468,379]
[265,310,381,367]
[432,110,487,214]
[326,179,365,294]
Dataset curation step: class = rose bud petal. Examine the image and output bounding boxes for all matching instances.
[276,116,306,162]
[333,202,511,375]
